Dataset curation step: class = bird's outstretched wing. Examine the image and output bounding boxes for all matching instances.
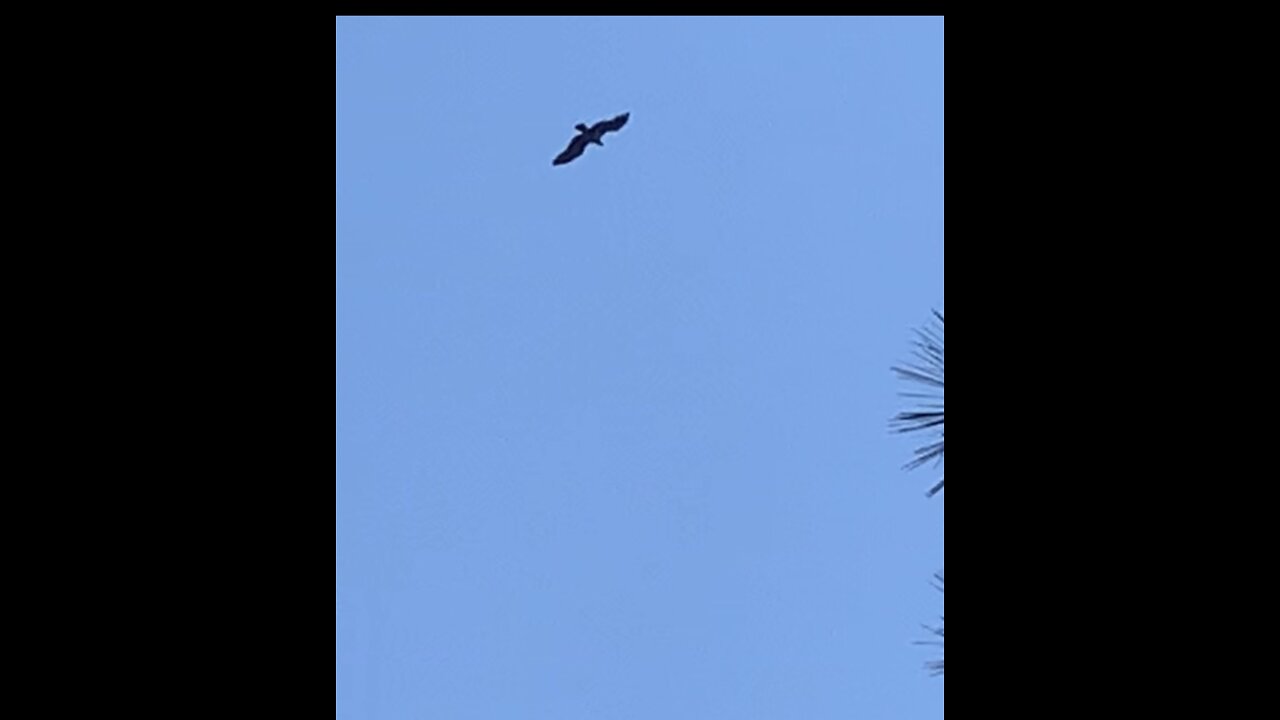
[592,112,630,135]
[553,135,589,166]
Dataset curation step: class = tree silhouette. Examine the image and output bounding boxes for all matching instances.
[891,309,943,497]
[892,310,944,675]
[919,572,944,676]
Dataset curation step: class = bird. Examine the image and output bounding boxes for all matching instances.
[552,112,630,166]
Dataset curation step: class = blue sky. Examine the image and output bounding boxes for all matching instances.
[337,16,943,718]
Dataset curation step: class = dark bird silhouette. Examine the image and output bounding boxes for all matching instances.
[553,112,630,166]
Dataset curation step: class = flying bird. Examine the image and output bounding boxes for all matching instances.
[552,112,630,166]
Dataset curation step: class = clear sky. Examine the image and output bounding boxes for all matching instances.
[337,16,943,719]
